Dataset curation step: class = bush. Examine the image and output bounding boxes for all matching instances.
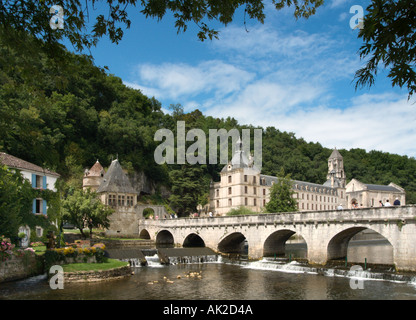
[226,206,257,216]
[44,243,108,267]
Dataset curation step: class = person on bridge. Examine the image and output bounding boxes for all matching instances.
[337,204,343,210]
[384,200,392,207]
[394,198,401,206]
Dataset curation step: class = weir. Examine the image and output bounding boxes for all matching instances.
[106,248,147,266]
[158,247,218,265]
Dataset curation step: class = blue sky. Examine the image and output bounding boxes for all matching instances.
[71,0,416,158]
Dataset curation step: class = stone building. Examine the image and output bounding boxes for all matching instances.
[83,159,138,236]
[345,179,405,208]
[209,141,405,215]
[83,158,168,236]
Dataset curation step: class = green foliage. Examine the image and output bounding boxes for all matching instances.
[355,0,416,98]
[265,169,298,213]
[1,26,416,223]
[61,189,113,239]
[168,164,210,216]
[227,206,257,216]
[0,166,35,241]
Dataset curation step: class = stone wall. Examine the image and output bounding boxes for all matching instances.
[0,254,43,283]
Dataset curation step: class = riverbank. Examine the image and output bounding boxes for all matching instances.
[61,259,131,283]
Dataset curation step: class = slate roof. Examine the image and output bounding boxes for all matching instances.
[364,184,402,192]
[0,152,60,177]
[260,174,337,193]
[96,159,137,194]
[221,138,260,172]
[85,160,105,177]
[329,148,343,159]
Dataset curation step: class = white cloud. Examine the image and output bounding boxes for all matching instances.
[123,19,416,158]
[127,60,254,101]
[208,92,416,157]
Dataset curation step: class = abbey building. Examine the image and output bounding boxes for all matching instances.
[209,140,405,215]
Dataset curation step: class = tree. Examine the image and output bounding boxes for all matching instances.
[265,169,298,213]
[2,0,415,97]
[61,188,113,238]
[355,0,416,98]
[168,164,208,216]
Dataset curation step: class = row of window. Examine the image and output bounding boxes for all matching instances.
[215,198,338,211]
[215,198,266,208]
[296,193,341,202]
[227,175,259,184]
[218,186,267,196]
[107,194,134,207]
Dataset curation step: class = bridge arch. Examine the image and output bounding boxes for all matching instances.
[156,230,174,247]
[263,229,307,259]
[327,226,393,263]
[183,233,205,247]
[218,232,247,255]
[139,229,151,240]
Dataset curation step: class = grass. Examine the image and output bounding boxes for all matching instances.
[33,245,47,255]
[61,259,129,273]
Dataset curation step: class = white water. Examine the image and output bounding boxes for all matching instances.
[244,259,318,275]
[239,258,416,285]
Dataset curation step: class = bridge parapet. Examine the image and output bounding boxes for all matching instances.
[141,205,416,229]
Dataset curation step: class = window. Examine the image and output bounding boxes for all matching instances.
[32,174,46,189]
[254,199,257,206]
[118,195,125,206]
[228,175,232,183]
[36,227,43,238]
[33,199,47,215]
[244,175,248,182]
[216,200,220,208]
[245,198,248,206]
[126,196,133,206]
[108,194,117,206]
[253,187,257,195]
[253,176,257,184]
[245,186,248,194]
[228,198,232,206]
[263,188,266,196]
[216,189,219,197]
[228,187,232,195]
[263,199,266,206]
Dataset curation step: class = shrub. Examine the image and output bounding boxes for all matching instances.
[226,206,257,216]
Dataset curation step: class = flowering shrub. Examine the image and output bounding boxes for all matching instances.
[0,239,15,262]
[30,241,45,247]
[0,236,35,263]
[44,242,107,266]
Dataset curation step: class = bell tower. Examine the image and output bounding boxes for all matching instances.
[327,148,346,188]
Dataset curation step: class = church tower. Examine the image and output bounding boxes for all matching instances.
[83,160,105,191]
[326,148,346,188]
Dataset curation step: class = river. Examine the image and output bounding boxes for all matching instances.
[1,240,416,301]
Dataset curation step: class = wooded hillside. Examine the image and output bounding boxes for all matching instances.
[1,34,415,214]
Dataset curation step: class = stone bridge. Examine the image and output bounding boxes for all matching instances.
[138,205,416,271]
